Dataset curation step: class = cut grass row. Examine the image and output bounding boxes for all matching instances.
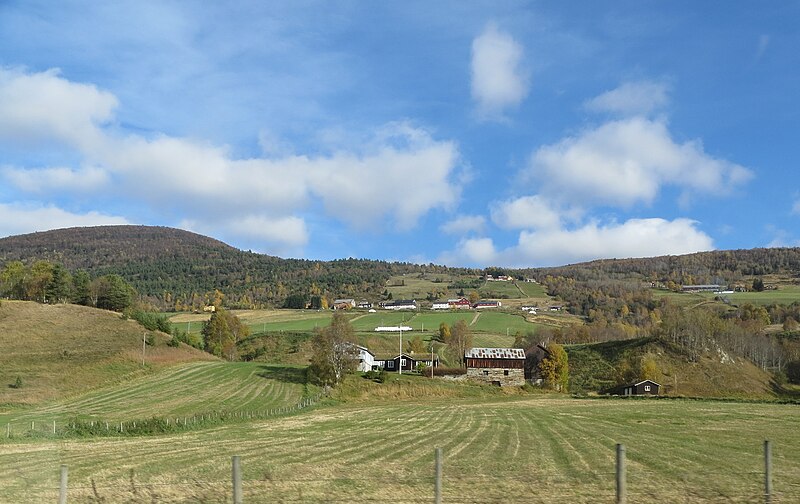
[1,395,799,502]
[0,362,315,425]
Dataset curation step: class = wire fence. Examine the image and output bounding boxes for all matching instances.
[8,442,798,503]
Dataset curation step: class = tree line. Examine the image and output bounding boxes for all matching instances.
[0,260,135,312]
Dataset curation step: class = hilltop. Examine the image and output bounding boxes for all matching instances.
[0,226,467,309]
[0,300,214,407]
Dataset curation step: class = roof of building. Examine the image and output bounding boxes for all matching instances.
[465,347,525,359]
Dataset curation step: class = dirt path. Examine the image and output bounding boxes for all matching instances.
[469,312,481,326]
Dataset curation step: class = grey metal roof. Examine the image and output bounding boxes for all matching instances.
[465,347,525,359]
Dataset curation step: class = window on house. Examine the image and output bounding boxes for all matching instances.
[504,370,509,376]
[401,358,407,367]
[387,361,394,369]
[644,385,651,392]
[483,370,489,376]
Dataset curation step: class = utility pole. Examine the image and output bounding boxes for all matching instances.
[399,326,403,375]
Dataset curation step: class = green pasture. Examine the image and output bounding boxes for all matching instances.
[652,285,800,307]
[0,362,313,426]
[2,395,799,502]
[478,279,521,298]
[517,280,547,297]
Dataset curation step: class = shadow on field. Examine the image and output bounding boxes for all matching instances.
[256,365,307,385]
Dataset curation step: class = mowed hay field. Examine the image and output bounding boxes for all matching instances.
[0,362,315,426]
[2,397,799,503]
[0,301,214,406]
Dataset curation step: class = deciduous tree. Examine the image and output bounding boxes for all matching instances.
[202,308,249,360]
[309,312,357,386]
[538,342,568,391]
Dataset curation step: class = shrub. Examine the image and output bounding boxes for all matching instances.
[432,367,466,377]
[10,376,22,389]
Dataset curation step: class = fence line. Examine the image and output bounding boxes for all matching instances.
[45,441,787,503]
[2,392,326,440]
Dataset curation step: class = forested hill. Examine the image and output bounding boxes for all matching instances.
[522,248,800,286]
[0,226,462,309]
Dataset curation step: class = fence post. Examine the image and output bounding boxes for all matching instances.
[616,443,626,504]
[53,420,56,435]
[764,440,772,503]
[434,447,442,504]
[59,464,68,504]
[232,455,243,504]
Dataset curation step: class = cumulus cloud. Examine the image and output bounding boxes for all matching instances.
[0,203,129,238]
[0,68,462,251]
[584,80,669,116]
[0,67,116,151]
[3,165,110,194]
[490,195,563,230]
[529,117,753,208]
[440,215,486,235]
[440,218,714,267]
[471,23,528,119]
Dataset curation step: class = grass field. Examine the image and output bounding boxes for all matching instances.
[652,285,800,307]
[0,362,315,426]
[2,393,799,502]
[0,301,214,407]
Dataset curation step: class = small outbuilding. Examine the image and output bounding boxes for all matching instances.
[607,379,661,396]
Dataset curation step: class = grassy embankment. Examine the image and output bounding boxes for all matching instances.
[0,301,214,408]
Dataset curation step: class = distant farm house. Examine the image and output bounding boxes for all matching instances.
[485,274,513,281]
[333,298,356,310]
[465,347,526,387]
[473,300,501,309]
[383,299,417,310]
[203,305,216,313]
[376,352,439,372]
[431,301,450,310]
[357,301,373,309]
[355,345,375,373]
[680,284,722,293]
[447,297,472,309]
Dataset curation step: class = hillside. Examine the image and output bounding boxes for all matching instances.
[0,226,468,309]
[568,337,775,398]
[0,300,215,407]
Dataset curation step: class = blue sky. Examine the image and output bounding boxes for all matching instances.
[1,1,798,267]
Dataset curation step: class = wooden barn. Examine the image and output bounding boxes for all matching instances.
[465,347,526,387]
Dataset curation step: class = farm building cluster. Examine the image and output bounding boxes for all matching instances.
[332,297,502,311]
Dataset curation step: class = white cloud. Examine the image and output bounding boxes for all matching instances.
[439,217,714,267]
[440,215,486,235]
[439,237,498,266]
[0,203,129,238]
[792,198,800,215]
[490,195,562,230]
[584,80,669,116]
[0,69,463,251]
[471,22,528,119]
[529,117,753,208]
[2,165,110,194]
[0,67,116,151]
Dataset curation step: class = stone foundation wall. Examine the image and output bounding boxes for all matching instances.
[466,367,525,387]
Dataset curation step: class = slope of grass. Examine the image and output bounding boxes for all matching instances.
[568,337,775,398]
[2,395,799,502]
[0,301,214,408]
[0,362,314,425]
